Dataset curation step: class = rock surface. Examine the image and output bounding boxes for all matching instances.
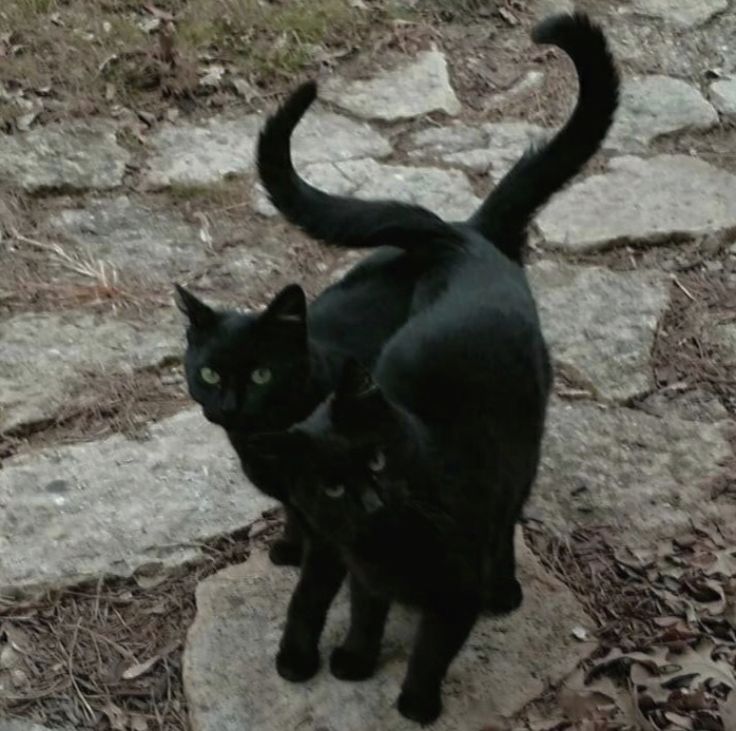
[630,0,728,28]
[145,110,390,187]
[606,75,717,152]
[705,322,736,362]
[639,388,729,423]
[710,77,736,115]
[533,400,733,547]
[48,196,209,276]
[0,723,70,731]
[322,50,461,121]
[256,158,480,221]
[537,155,736,251]
[0,410,275,595]
[0,309,181,433]
[0,122,129,192]
[184,538,593,731]
[409,121,546,180]
[529,262,671,401]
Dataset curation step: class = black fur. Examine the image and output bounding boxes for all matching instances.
[179,12,619,580]
[258,11,619,265]
[248,223,551,723]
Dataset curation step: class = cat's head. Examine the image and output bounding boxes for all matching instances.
[247,360,407,544]
[175,283,310,432]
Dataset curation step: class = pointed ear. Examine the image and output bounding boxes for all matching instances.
[262,284,306,325]
[174,284,217,329]
[336,358,378,402]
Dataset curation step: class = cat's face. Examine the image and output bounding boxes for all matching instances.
[176,283,310,432]
[248,361,404,545]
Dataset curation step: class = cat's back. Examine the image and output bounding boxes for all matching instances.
[307,247,418,364]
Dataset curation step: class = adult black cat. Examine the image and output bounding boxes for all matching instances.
[177,12,619,575]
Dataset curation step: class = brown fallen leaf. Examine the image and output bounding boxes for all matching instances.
[122,654,160,680]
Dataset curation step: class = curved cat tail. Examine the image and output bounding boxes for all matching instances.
[467,12,620,263]
[257,81,461,253]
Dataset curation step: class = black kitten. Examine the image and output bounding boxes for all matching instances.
[178,11,619,573]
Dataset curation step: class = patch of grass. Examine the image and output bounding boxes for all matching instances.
[176,0,396,79]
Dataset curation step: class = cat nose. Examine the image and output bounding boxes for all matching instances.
[221,390,239,415]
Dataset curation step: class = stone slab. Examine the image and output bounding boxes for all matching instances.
[145,110,391,187]
[184,536,593,731]
[0,409,276,595]
[532,400,733,547]
[0,309,182,433]
[0,122,129,192]
[48,196,209,276]
[0,723,70,731]
[322,50,461,121]
[710,78,736,116]
[606,75,717,152]
[256,158,480,221]
[409,121,547,180]
[529,261,671,401]
[629,0,728,28]
[537,155,736,252]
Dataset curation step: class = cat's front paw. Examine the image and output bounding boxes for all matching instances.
[269,538,303,567]
[276,646,319,682]
[397,687,442,726]
[487,576,523,615]
[330,646,378,681]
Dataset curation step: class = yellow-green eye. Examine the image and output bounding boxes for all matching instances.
[200,367,220,385]
[251,367,272,386]
[324,484,345,499]
[368,450,386,473]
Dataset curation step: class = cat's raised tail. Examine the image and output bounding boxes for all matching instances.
[257,81,460,253]
[467,12,620,263]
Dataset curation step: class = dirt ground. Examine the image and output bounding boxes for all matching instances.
[1,1,735,730]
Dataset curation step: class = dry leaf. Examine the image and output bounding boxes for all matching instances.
[102,701,127,731]
[122,655,160,680]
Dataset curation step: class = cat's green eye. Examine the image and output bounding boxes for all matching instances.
[368,450,387,473]
[251,367,272,386]
[200,367,221,386]
[324,484,345,499]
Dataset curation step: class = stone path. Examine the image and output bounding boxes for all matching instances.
[2,2,736,729]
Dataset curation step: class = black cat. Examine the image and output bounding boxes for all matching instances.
[248,210,552,722]
[177,12,619,576]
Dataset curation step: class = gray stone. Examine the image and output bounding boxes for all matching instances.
[532,400,733,547]
[639,388,729,422]
[0,309,182,433]
[630,0,728,28]
[322,50,461,121]
[0,723,70,731]
[606,76,717,152]
[529,262,670,401]
[256,158,480,221]
[0,409,276,595]
[409,121,546,180]
[408,124,486,156]
[145,110,390,187]
[705,322,736,362]
[710,78,736,116]
[48,196,208,276]
[537,155,736,252]
[184,536,593,731]
[0,122,129,192]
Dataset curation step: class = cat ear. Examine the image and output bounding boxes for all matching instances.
[174,284,217,329]
[336,358,378,402]
[262,284,306,325]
